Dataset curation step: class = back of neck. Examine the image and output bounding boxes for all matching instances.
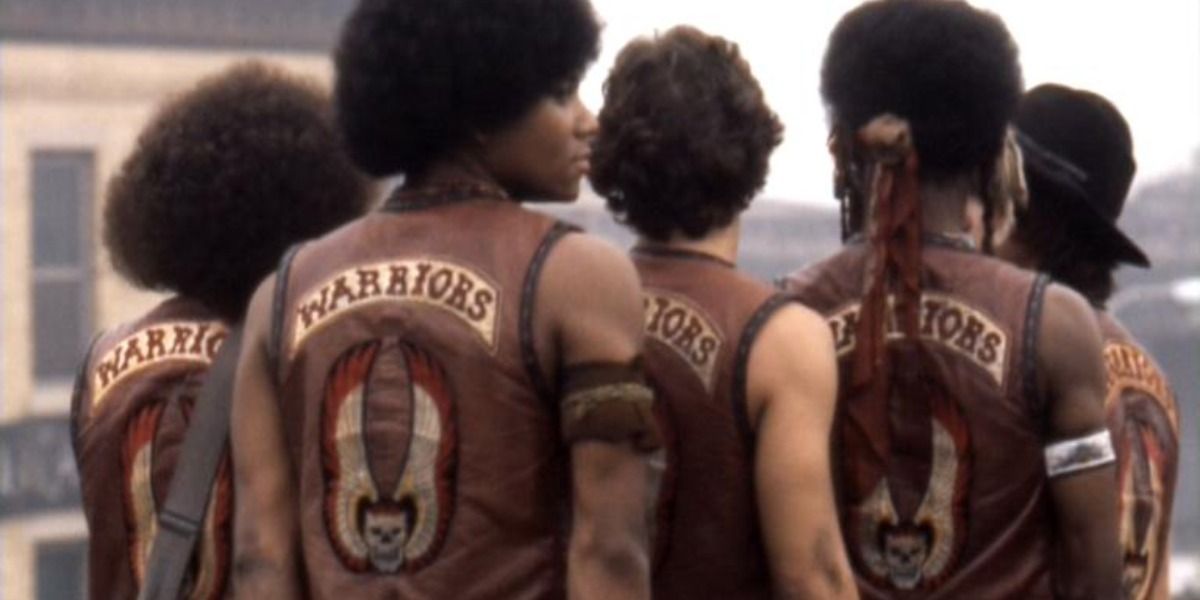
[641,219,741,265]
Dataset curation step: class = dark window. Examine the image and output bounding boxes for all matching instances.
[31,151,94,382]
[35,539,87,600]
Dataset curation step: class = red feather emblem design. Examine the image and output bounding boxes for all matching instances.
[121,393,232,599]
[122,402,165,587]
[322,339,457,574]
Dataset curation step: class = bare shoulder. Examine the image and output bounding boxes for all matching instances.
[747,300,838,426]
[1042,282,1099,335]
[756,302,833,359]
[536,231,643,365]
[1038,282,1104,372]
[539,232,642,322]
[1036,281,1107,436]
[541,232,640,294]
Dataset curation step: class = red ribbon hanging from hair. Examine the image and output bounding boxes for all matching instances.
[854,115,923,384]
[844,115,924,488]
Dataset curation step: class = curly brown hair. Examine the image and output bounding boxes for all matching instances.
[591,26,783,241]
[104,61,371,321]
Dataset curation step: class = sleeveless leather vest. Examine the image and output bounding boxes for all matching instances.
[71,296,232,600]
[780,240,1052,599]
[1098,311,1178,600]
[271,192,575,598]
[632,247,788,599]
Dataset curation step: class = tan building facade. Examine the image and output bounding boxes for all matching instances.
[0,4,341,593]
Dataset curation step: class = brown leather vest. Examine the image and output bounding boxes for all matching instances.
[780,240,1052,600]
[71,296,233,600]
[271,193,576,598]
[1097,311,1178,600]
[632,247,788,599]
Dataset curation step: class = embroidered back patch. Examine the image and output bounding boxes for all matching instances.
[321,339,457,574]
[92,320,227,410]
[292,258,500,357]
[1105,342,1178,600]
[828,294,1009,386]
[643,291,723,392]
[846,380,972,592]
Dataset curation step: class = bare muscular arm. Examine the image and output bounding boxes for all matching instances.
[230,275,303,599]
[749,303,858,600]
[1039,283,1120,600]
[537,233,651,600]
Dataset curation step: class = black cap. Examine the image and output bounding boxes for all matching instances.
[1014,83,1150,267]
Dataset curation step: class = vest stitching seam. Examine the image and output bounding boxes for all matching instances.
[70,331,104,464]
[731,293,792,443]
[1023,273,1051,418]
[519,221,579,399]
[269,243,304,389]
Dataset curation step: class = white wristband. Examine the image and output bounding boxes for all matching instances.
[1044,429,1116,478]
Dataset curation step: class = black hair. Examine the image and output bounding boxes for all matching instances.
[334,0,601,177]
[1010,188,1118,307]
[821,0,1022,181]
[104,62,371,321]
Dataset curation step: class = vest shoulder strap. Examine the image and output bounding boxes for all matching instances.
[136,326,243,600]
[519,221,581,399]
[1022,273,1052,420]
[731,293,794,443]
[268,243,305,386]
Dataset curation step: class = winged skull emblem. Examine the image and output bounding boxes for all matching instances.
[854,409,970,591]
[322,340,456,574]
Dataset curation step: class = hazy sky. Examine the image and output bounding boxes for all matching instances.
[581,0,1200,204]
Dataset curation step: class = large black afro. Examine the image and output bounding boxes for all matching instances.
[104,62,371,321]
[335,0,601,177]
[592,26,783,241]
[821,0,1023,179]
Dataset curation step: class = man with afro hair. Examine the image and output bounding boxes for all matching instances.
[592,26,856,599]
[779,1,1120,598]
[999,84,1179,600]
[230,0,659,597]
[70,61,370,600]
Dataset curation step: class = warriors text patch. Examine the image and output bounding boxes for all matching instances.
[827,294,1009,385]
[1104,342,1177,428]
[292,259,499,355]
[643,291,723,392]
[92,320,227,410]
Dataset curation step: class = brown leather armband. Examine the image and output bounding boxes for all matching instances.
[560,359,661,451]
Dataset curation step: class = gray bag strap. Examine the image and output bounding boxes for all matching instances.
[137,326,243,600]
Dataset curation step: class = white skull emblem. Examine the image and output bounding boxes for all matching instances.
[363,504,413,573]
[882,525,929,590]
